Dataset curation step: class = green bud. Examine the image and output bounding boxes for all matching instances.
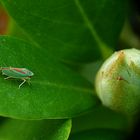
[95,48,140,115]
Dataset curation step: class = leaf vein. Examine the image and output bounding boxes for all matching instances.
[33,81,93,93]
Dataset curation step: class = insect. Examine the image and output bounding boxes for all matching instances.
[0,67,34,88]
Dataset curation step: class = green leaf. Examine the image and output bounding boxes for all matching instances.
[80,60,103,84]
[0,36,99,119]
[0,117,5,124]
[0,119,71,140]
[1,0,126,62]
[69,129,126,140]
[71,105,128,133]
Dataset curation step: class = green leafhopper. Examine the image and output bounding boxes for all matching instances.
[0,67,34,88]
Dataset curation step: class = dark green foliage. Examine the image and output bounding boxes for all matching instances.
[0,0,128,139]
[69,129,126,140]
[2,0,126,62]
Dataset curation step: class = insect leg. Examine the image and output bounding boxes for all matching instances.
[4,76,12,80]
[27,78,31,85]
[19,79,26,89]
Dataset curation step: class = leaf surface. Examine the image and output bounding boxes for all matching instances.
[0,36,99,119]
[69,129,126,140]
[0,119,71,140]
[71,106,128,133]
[1,0,126,62]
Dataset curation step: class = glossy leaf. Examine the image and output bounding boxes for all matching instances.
[69,129,126,140]
[0,119,71,140]
[0,36,99,119]
[1,0,126,62]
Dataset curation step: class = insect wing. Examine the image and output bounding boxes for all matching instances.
[2,68,29,78]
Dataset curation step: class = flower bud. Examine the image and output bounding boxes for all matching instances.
[95,48,140,115]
